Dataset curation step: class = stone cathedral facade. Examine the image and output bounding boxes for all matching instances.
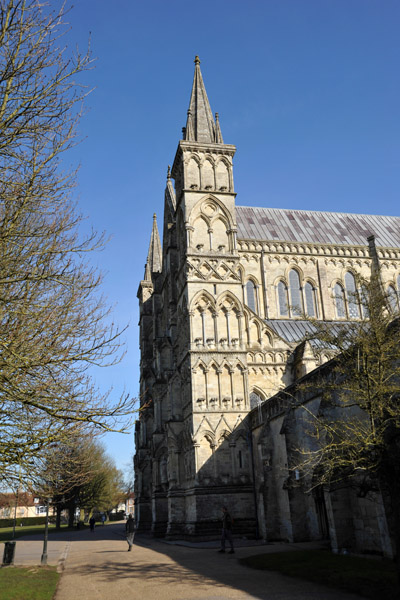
[135,57,400,554]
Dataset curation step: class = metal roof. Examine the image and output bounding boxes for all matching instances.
[236,206,400,248]
[265,319,347,348]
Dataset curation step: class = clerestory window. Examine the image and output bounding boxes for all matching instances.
[304,281,318,317]
[277,281,289,317]
[334,283,346,318]
[246,280,258,314]
[344,272,361,318]
[289,270,303,316]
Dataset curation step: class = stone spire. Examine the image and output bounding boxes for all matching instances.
[144,213,162,281]
[184,56,222,144]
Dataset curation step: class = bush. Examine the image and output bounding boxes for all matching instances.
[0,516,56,528]
[109,511,125,521]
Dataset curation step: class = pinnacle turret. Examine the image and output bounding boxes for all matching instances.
[184,56,223,144]
[144,213,162,281]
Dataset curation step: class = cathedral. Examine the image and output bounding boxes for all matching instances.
[135,57,400,555]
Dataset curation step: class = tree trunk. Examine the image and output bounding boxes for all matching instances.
[56,505,62,528]
[67,502,75,528]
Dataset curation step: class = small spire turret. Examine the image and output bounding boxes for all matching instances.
[144,213,162,281]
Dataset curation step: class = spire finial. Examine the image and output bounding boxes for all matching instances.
[194,55,200,65]
[153,213,157,220]
[167,165,171,179]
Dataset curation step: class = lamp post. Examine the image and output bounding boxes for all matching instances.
[11,490,18,539]
[41,498,50,565]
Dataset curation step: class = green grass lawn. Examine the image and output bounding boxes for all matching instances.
[239,549,399,600]
[0,523,87,543]
[0,566,59,600]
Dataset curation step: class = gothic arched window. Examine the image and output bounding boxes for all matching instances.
[304,282,317,317]
[246,280,257,313]
[277,281,289,317]
[249,391,263,410]
[289,270,302,316]
[388,285,398,312]
[334,283,346,318]
[345,272,360,318]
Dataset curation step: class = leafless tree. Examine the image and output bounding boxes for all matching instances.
[0,0,135,481]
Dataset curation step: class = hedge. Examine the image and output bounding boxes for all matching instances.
[0,516,56,528]
[109,511,125,521]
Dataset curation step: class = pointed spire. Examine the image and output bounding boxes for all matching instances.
[165,165,176,212]
[214,112,223,144]
[184,56,222,144]
[144,213,162,281]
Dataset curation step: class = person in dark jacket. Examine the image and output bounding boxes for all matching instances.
[125,514,136,551]
[89,516,96,532]
[218,506,234,553]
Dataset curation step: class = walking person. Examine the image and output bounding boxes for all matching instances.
[89,516,96,532]
[125,514,135,551]
[218,506,234,553]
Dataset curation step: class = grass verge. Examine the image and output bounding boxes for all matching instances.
[239,549,398,600]
[0,523,87,543]
[0,566,59,600]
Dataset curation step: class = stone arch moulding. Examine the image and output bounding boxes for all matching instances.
[190,195,235,229]
[216,290,241,311]
[284,264,304,281]
[189,289,216,312]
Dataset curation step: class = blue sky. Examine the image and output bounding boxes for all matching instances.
[62,0,400,474]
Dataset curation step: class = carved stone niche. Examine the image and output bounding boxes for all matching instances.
[235,397,243,408]
[197,397,205,409]
[209,397,218,408]
[206,338,215,349]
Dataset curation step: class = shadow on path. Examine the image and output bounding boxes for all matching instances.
[59,531,363,600]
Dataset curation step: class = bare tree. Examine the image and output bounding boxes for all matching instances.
[293,272,400,576]
[0,0,134,481]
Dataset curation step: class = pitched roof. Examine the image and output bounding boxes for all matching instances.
[265,319,344,348]
[236,206,400,248]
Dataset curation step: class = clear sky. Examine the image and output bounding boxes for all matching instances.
[61,0,400,475]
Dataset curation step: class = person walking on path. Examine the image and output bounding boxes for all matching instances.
[125,514,135,551]
[89,516,96,532]
[218,506,234,554]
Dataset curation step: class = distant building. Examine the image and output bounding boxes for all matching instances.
[0,492,54,519]
[135,57,400,555]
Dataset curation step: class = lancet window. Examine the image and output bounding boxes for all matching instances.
[388,285,398,312]
[245,280,258,314]
[334,272,363,319]
[304,281,318,317]
[289,270,303,315]
[344,272,361,318]
[277,270,314,318]
[334,283,346,318]
[277,281,289,317]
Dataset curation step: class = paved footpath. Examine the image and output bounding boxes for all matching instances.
[10,522,366,600]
